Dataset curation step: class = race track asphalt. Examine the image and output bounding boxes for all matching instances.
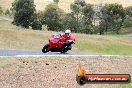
[0,49,113,56]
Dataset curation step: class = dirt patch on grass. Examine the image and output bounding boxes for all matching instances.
[0,56,132,88]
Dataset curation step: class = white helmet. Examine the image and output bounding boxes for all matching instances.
[65,29,71,35]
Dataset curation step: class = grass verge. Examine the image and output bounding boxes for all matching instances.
[0,18,132,55]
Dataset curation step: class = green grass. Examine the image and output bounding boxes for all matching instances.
[76,41,132,55]
[101,44,132,55]
[76,42,101,52]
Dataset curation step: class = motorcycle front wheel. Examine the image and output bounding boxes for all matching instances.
[42,44,50,53]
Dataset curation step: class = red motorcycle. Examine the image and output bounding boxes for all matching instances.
[42,33,75,53]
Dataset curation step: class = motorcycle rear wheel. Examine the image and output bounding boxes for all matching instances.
[61,48,68,53]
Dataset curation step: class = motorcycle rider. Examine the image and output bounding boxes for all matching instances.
[62,29,75,50]
[63,29,75,41]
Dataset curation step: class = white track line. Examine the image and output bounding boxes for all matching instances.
[15,54,120,57]
[0,55,131,58]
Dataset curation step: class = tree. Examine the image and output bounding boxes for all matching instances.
[99,19,107,35]
[0,7,3,15]
[5,9,10,15]
[63,13,78,32]
[70,3,81,30]
[98,6,109,35]
[123,17,132,27]
[82,4,95,34]
[53,0,59,4]
[125,6,132,17]
[12,0,36,28]
[37,11,43,23]
[42,3,63,31]
[70,0,86,32]
[74,0,86,7]
[122,6,132,28]
[101,4,125,34]
[31,20,42,30]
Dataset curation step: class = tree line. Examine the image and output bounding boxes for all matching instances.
[1,0,132,34]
